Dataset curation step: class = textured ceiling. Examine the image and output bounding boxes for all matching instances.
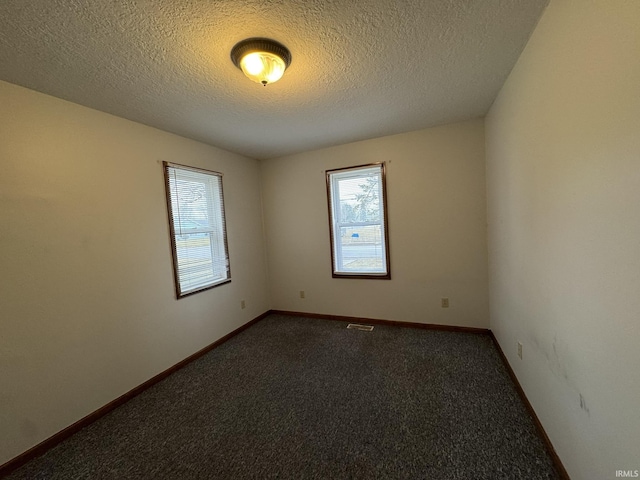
[0,0,548,160]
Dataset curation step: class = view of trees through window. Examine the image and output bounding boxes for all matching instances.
[339,174,381,223]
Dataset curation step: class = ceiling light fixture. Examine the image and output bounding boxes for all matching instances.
[230,38,292,86]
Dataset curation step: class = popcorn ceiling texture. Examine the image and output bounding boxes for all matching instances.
[0,0,547,159]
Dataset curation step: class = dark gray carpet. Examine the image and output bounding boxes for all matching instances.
[6,314,560,479]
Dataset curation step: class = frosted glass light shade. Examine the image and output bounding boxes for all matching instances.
[240,52,286,85]
[231,38,292,86]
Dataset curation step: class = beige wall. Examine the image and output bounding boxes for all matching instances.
[0,80,270,465]
[261,119,489,328]
[485,1,640,478]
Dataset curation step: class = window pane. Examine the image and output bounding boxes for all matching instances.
[175,233,218,292]
[337,225,385,272]
[336,174,381,223]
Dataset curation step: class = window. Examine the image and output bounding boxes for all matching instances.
[326,163,391,279]
[163,162,230,297]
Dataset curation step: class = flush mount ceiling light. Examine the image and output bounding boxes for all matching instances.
[230,38,292,86]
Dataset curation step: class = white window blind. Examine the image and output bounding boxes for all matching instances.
[327,163,390,279]
[163,162,230,297]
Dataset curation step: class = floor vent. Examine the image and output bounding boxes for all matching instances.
[346,323,374,332]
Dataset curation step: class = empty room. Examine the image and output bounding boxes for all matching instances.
[1,1,638,479]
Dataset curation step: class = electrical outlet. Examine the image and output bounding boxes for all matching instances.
[441,297,449,308]
[241,300,246,309]
[517,341,523,359]
[299,290,305,299]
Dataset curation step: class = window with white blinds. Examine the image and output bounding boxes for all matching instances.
[163,162,230,297]
[326,163,391,279]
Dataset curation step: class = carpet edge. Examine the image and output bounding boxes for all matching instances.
[271,309,489,334]
[0,310,272,478]
[488,331,571,480]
